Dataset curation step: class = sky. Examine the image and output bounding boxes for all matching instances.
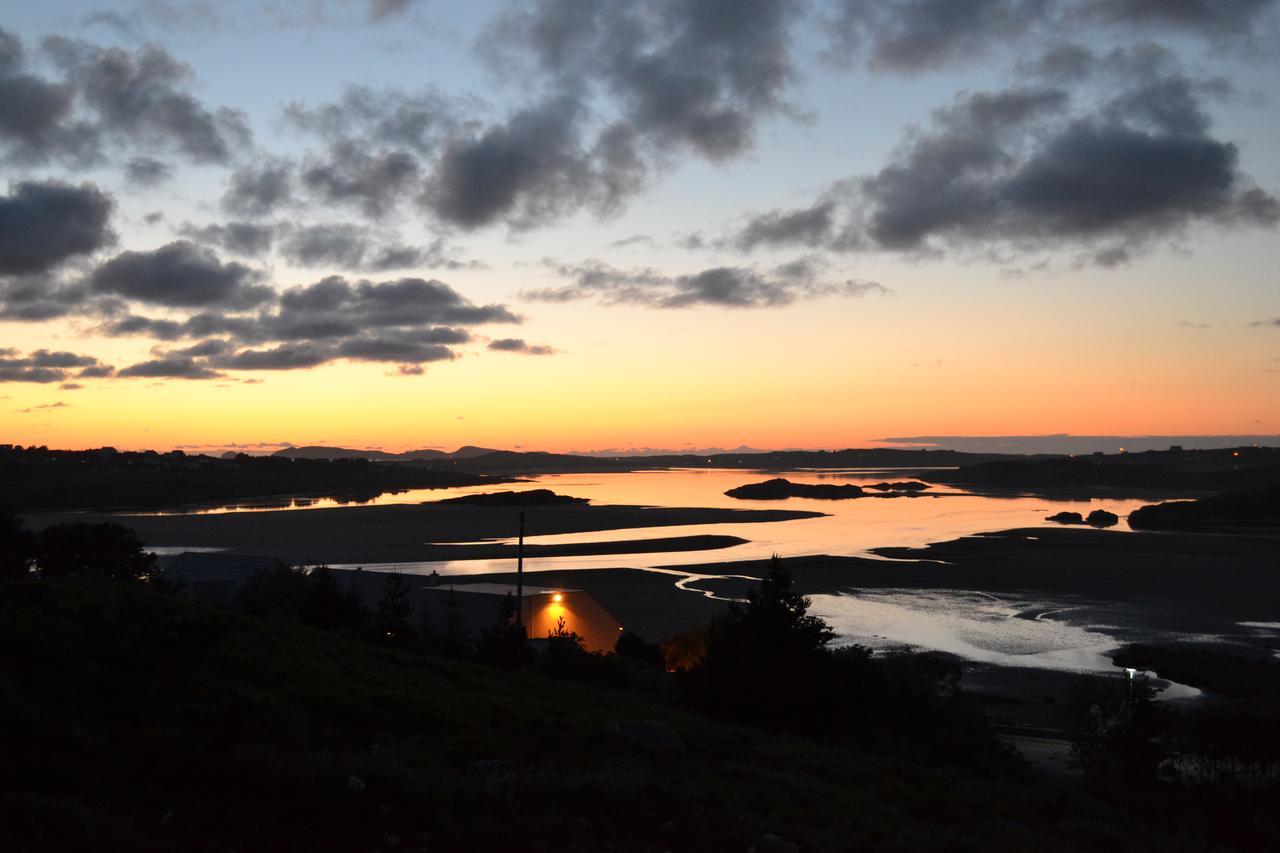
[1,0,1278,455]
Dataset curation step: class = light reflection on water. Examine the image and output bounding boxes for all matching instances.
[149,468,1189,683]
[809,589,1202,699]
[318,468,1160,571]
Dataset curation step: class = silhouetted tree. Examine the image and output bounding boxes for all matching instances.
[235,564,368,635]
[616,630,665,670]
[0,507,36,581]
[35,522,156,582]
[477,592,533,668]
[437,587,470,657]
[375,572,415,648]
[301,566,367,634]
[235,563,308,622]
[689,555,833,726]
[1071,674,1167,782]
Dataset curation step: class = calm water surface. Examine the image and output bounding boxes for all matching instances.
[312,468,1160,571]
[151,468,1195,684]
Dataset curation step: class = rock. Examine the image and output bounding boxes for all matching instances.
[1086,509,1119,527]
[1045,511,1084,524]
[868,481,929,492]
[602,719,686,752]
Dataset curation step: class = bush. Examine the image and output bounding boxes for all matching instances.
[477,593,534,668]
[35,522,156,583]
[235,564,367,636]
[0,507,36,581]
[1070,674,1167,782]
[615,630,665,670]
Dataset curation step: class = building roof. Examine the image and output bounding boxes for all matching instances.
[423,583,582,597]
[161,552,278,584]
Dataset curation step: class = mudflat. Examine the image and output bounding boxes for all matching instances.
[21,502,821,565]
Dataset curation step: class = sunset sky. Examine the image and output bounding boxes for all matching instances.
[2,0,1278,454]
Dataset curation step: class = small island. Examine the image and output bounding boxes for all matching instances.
[1045,509,1120,527]
[725,478,929,501]
[435,489,589,506]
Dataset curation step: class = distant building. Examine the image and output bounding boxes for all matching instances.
[422,583,623,652]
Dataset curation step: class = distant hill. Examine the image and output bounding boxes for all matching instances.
[447,445,501,459]
[273,445,449,462]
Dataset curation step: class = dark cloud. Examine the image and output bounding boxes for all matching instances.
[488,338,555,355]
[100,313,186,340]
[277,223,471,271]
[824,0,1049,73]
[301,143,420,218]
[124,156,173,187]
[214,344,330,371]
[431,0,801,229]
[42,36,248,163]
[334,336,456,363]
[273,276,518,331]
[368,0,419,21]
[723,75,1279,262]
[1073,0,1278,35]
[179,221,275,257]
[285,84,459,156]
[484,0,800,159]
[59,382,83,390]
[609,234,657,248]
[0,273,94,321]
[77,364,115,378]
[0,180,115,275]
[15,401,70,412]
[527,258,887,308]
[118,356,224,379]
[279,222,395,268]
[0,27,104,167]
[221,160,293,217]
[1251,317,1280,328]
[823,0,1278,73]
[90,240,274,308]
[730,201,837,252]
[423,97,641,230]
[0,347,111,382]
[98,274,515,378]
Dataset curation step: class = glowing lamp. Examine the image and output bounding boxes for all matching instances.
[552,593,563,603]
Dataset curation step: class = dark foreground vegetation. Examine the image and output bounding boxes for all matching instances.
[1,444,506,511]
[927,446,1280,494]
[3,511,1280,850]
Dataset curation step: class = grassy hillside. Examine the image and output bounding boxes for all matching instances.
[0,580,1261,851]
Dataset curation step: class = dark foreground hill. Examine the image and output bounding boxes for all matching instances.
[6,580,1261,852]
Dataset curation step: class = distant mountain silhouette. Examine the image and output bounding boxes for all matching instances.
[448,445,502,459]
[273,446,453,461]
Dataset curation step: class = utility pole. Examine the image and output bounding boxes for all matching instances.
[515,509,525,636]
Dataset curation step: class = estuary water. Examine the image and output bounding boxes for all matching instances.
[148,467,1197,684]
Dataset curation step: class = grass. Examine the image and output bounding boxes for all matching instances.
[0,579,1253,851]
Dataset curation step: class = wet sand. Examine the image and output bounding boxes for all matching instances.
[660,527,1280,628]
[22,502,820,565]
